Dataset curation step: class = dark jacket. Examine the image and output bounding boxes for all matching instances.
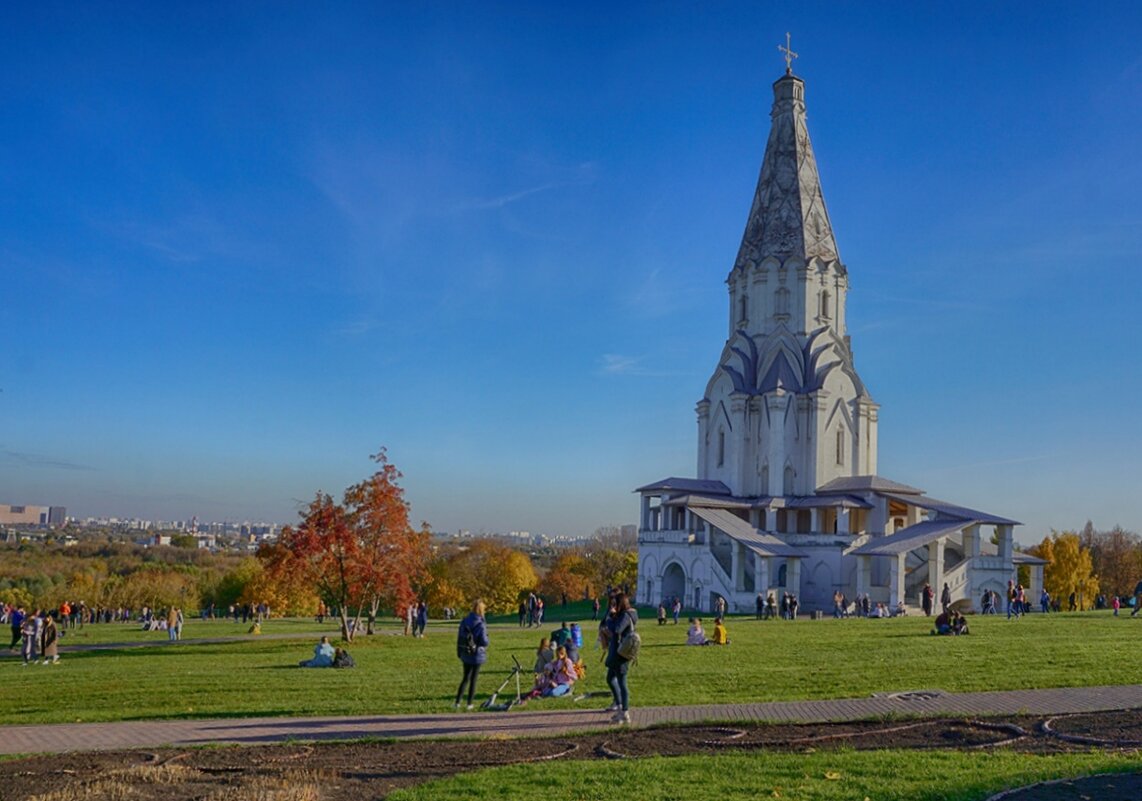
[604,608,637,669]
[457,612,489,665]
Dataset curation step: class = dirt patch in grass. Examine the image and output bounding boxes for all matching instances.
[5,711,1142,801]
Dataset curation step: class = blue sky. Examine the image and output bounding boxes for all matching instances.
[2,3,1140,543]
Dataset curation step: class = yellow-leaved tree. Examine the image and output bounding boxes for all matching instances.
[1032,531,1099,610]
[427,540,537,615]
[540,551,598,601]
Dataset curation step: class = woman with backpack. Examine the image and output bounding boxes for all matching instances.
[454,599,489,710]
[603,592,637,724]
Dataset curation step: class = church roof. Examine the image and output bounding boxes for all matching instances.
[688,505,806,558]
[733,71,840,270]
[849,519,971,556]
[816,476,925,495]
[878,492,1021,526]
[785,494,873,510]
[662,493,751,509]
[635,477,732,495]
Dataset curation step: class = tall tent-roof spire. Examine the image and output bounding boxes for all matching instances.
[733,47,840,271]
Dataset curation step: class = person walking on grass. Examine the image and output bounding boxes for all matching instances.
[454,599,489,710]
[603,592,637,724]
[9,604,25,650]
[21,610,39,665]
[40,612,59,664]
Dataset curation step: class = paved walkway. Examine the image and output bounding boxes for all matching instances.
[4,684,1142,755]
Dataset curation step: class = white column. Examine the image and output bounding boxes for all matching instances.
[755,556,770,599]
[927,539,945,591]
[997,524,1014,564]
[836,507,850,534]
[730,542,741,592]
[889,553,906,607]
[809,508,820,533]
[766,391,788,496]
[856,555,871,597]
[964,524,981,558]
[787,558,802,599]
[765,508,777,530]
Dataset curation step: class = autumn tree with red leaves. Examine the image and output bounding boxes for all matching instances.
[262,449,430,642]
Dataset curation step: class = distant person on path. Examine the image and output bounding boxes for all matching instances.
[518,601,527,627]
[40,613,59,664]
[603,592,637,724]
[1113,595,1121,616]
[1040,589,1051,614]
[454,599,489,710]
[940,583,952,615]
[1131,580,1142,616]
[1006,580,1020,620]
[9,604,25,650]
[657,603,666,625]
[922,583,934,616]
[415,601,428,638]
[1068,591,1077,612]
[299,636,335,667]
[21,611,39,665]
[671,597,681,624]
[756,592,765,620]
[592,598,600,621]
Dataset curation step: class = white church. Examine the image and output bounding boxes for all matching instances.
[636,58,1045,615]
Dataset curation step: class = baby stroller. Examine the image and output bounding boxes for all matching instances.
[481,655,523,711]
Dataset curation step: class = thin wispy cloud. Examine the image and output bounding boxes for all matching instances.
[330,318,377,338]
[599,354,687,378]
[456,169,596,212]
[1,449,96,471]
[601,353,641,374]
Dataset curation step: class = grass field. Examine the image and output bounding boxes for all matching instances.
[385,750,1142,801]
[2,608,1139,725]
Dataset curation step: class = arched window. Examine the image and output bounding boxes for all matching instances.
[717,430,725,467]
[775,287,790,319]
[739,293,749,325]
[783,465,795,495]
[820,290,831,319]
[835,428,845,465]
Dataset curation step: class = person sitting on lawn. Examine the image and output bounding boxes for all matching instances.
[951,610,969,636]
[533,637,555,675]
[708,617,730,645]
[932,610,952,635]
[524,645,578,700]
[299,635,335,667]
[686,617,708,645]
[331,647,356,668]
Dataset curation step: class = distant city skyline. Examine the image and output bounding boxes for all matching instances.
[3,4,1141,545]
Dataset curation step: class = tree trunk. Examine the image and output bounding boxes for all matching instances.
[367,597,379,635]
[339,609,353,642]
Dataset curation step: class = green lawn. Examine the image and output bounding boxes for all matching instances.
[2,611,1139,725]
[45,616,341,645]
[386,750,1142,801]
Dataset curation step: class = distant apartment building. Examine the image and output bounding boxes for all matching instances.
[0,504,66,527]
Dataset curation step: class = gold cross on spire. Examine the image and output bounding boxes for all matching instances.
[778,32,798,75]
